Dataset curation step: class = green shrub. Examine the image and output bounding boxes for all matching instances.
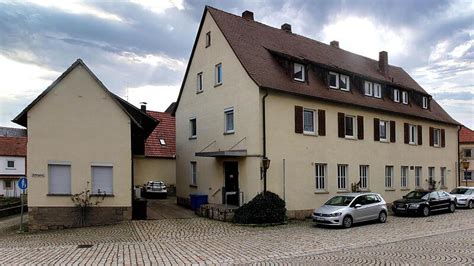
[233,191,286,224]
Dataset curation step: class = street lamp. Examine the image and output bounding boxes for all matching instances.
[262,157,271,193]
[461,159,470,186]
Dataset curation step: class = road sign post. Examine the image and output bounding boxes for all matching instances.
[18,177,27,233]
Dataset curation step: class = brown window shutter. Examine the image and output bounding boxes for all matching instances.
[404,123,409,144]
[295,106,303,134]
[417,125,423,145]
[338,112,345,138]
[390,121,396,143]
[318,109,326,136]
[429,127,434,146]
[374,118,380,141]
[441,129,445,147]
[357,116,364,140]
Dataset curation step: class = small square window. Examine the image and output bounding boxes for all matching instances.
[224,108,234,134]
[364,81,373,96]
[4,180,12,189]
[293,63,305,82]
[329,72,339,88]
[374,83,382,98]
[402,91,408,104]
[422,96,428,109]
[190,118,197,139]
[345,115,355,138]
[465,149,472,157]
[159,139,166,145]
[7,161,14,168]
[339,75,350,91]
[393,89,400,102]
[215,63,222,85]
[196,72,203,93]
[206,31,211,47]
[303,109,315,134]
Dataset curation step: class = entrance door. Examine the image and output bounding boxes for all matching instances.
[224,162,239,206]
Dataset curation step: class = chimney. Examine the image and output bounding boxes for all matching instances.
[242,10,254,21]
[379,51,388,76]
[140,102,147,112]
[330,41,339,48]
[281,23,292,33]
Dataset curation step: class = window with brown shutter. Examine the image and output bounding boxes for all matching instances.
[404,123,409,144]
[295,106,303,133]
[429,127,434,146]
[417,125,422,145]
[357,116,364,139]
[390,121,396,143]
[441,129,445,147]
[374,118,380,141]
[318,109,326,136]
[338,112,345,138]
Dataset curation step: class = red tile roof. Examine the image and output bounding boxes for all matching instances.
[145,111,176,158]
[177,7,457,125]
[460,126,474,143]
[0,137,27,157]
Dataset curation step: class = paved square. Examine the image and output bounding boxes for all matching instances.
[0,209,472,264]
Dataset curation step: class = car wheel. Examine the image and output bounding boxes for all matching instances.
[342,216,353,228]
[378,211,387,223]
[449,202,456,213]
[421,206,430,217]
[468,201,473,209]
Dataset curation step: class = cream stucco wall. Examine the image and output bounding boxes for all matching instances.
[27,65,132,207]
[264,91,459,210]
[175,12,263,204]
[460,143,474,186]
[133,157,176,187]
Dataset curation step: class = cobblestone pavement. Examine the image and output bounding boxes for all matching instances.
[0,209,472,264]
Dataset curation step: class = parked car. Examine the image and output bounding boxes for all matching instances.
[312,193,388,228]
[145,181,167,199]
[392,190,456,217]
[450,187,474,209]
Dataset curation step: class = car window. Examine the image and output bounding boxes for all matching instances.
[441,192,450,198]
[351,196,367,206]
[365,195,380,204]
[325,196,355,206]
[430,192,439,200]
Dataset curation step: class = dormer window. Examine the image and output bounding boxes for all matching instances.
[422,96,428,109]
[328,72,350,91]
[393,89,400,102]
[293,63,305,82]
[402,91,408,104]
[329,72,339,88]
[374,83,382,98]
[339,75,350,91]
[364,81,373,96]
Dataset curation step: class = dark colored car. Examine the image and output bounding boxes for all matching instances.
[392,190,456,217]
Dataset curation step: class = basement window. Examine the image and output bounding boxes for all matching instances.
[293,63,305,82]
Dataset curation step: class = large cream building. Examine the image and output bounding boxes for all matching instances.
[174,7,460,218]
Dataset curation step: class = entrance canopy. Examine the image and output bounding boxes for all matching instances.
[195,149,247,158]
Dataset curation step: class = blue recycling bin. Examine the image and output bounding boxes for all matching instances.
[190,194,208,211]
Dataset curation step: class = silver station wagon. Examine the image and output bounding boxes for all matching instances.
[312,193,388,228]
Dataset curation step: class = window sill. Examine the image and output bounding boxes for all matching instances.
[329,86,338,90]
[47,194,72,197]
[196,90,203,94]
[223,131,235,135]
[359,189,371,192]
[379,139,389,143]
[408,143,417,146]
[336,190,349,193]
[385,188,395,191]
[189,136,197,140]
[214,83,222,88]
[293,78,306,83]
[189,184,198,188]
[91,194,114,197]
[303,132,317,136]
[314,191,329,194]
[5,168,16,170]
[400,188,410,191]
[345,136,356,140]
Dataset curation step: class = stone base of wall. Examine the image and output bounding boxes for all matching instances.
[28,206,131,231]
[177,196,191,208]
[287,209,313,220]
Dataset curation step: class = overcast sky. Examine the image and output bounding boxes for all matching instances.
[0,0,473,129]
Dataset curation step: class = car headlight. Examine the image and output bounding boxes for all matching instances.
[409,203,420,209]
[329,212,342,217]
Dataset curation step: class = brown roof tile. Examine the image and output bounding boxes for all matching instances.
[145,111,176,158]
[0,137,27,157]
[460,126,474,143]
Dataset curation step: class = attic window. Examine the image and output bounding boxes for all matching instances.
[206,31,211,47]
[339,75,350,91]
[160,139,166,145]
[293,63,305,82]
[422,96,428,109]
[393,89,400,102]
[364,81,373,96]
[402,91,408,104]
[329,72,339,88]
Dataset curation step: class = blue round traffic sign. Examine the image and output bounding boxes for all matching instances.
[18,177,27,190]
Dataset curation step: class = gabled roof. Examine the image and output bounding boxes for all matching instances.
[460,126,474,144]
[144,111,175,158]
[0,137,26,157]
[174,6,458,126]
[12,59,158,138]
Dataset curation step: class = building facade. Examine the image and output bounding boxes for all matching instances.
[13,59,157,230]
[174,7,460,217]
[0,131,27,197]
[459,126,474,187]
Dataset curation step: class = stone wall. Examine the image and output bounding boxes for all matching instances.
[28,206,131,231]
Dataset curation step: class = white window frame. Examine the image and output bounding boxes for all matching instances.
[224,107,235,134]
[393,89,400,103]
[293,63,305,82]
[415,166,422,188]
[433,128,441,147]
[91,164,113,195]
[373,83,382,98]
[337,164,348,191]
[364,81,373,96]
[6,160,15,169]
[196,72,203,93]
[422,96,428,109]
[440,167,446,187]
[315,163,327,191]
[379,120,389,142]
[189,117,197,139]
[303,108,316,135]
[215,63,222,85]
[339,74,350,91]
[409,124,417,144]
[385,166,394,188]
[48,163,72,195]
[359,165,369,191]
[401,166,409,188]
[190,162,197,186]
[344,115,356,138]
[402,91,408,104]
[329,72,339,89]
[159,139,166,145]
